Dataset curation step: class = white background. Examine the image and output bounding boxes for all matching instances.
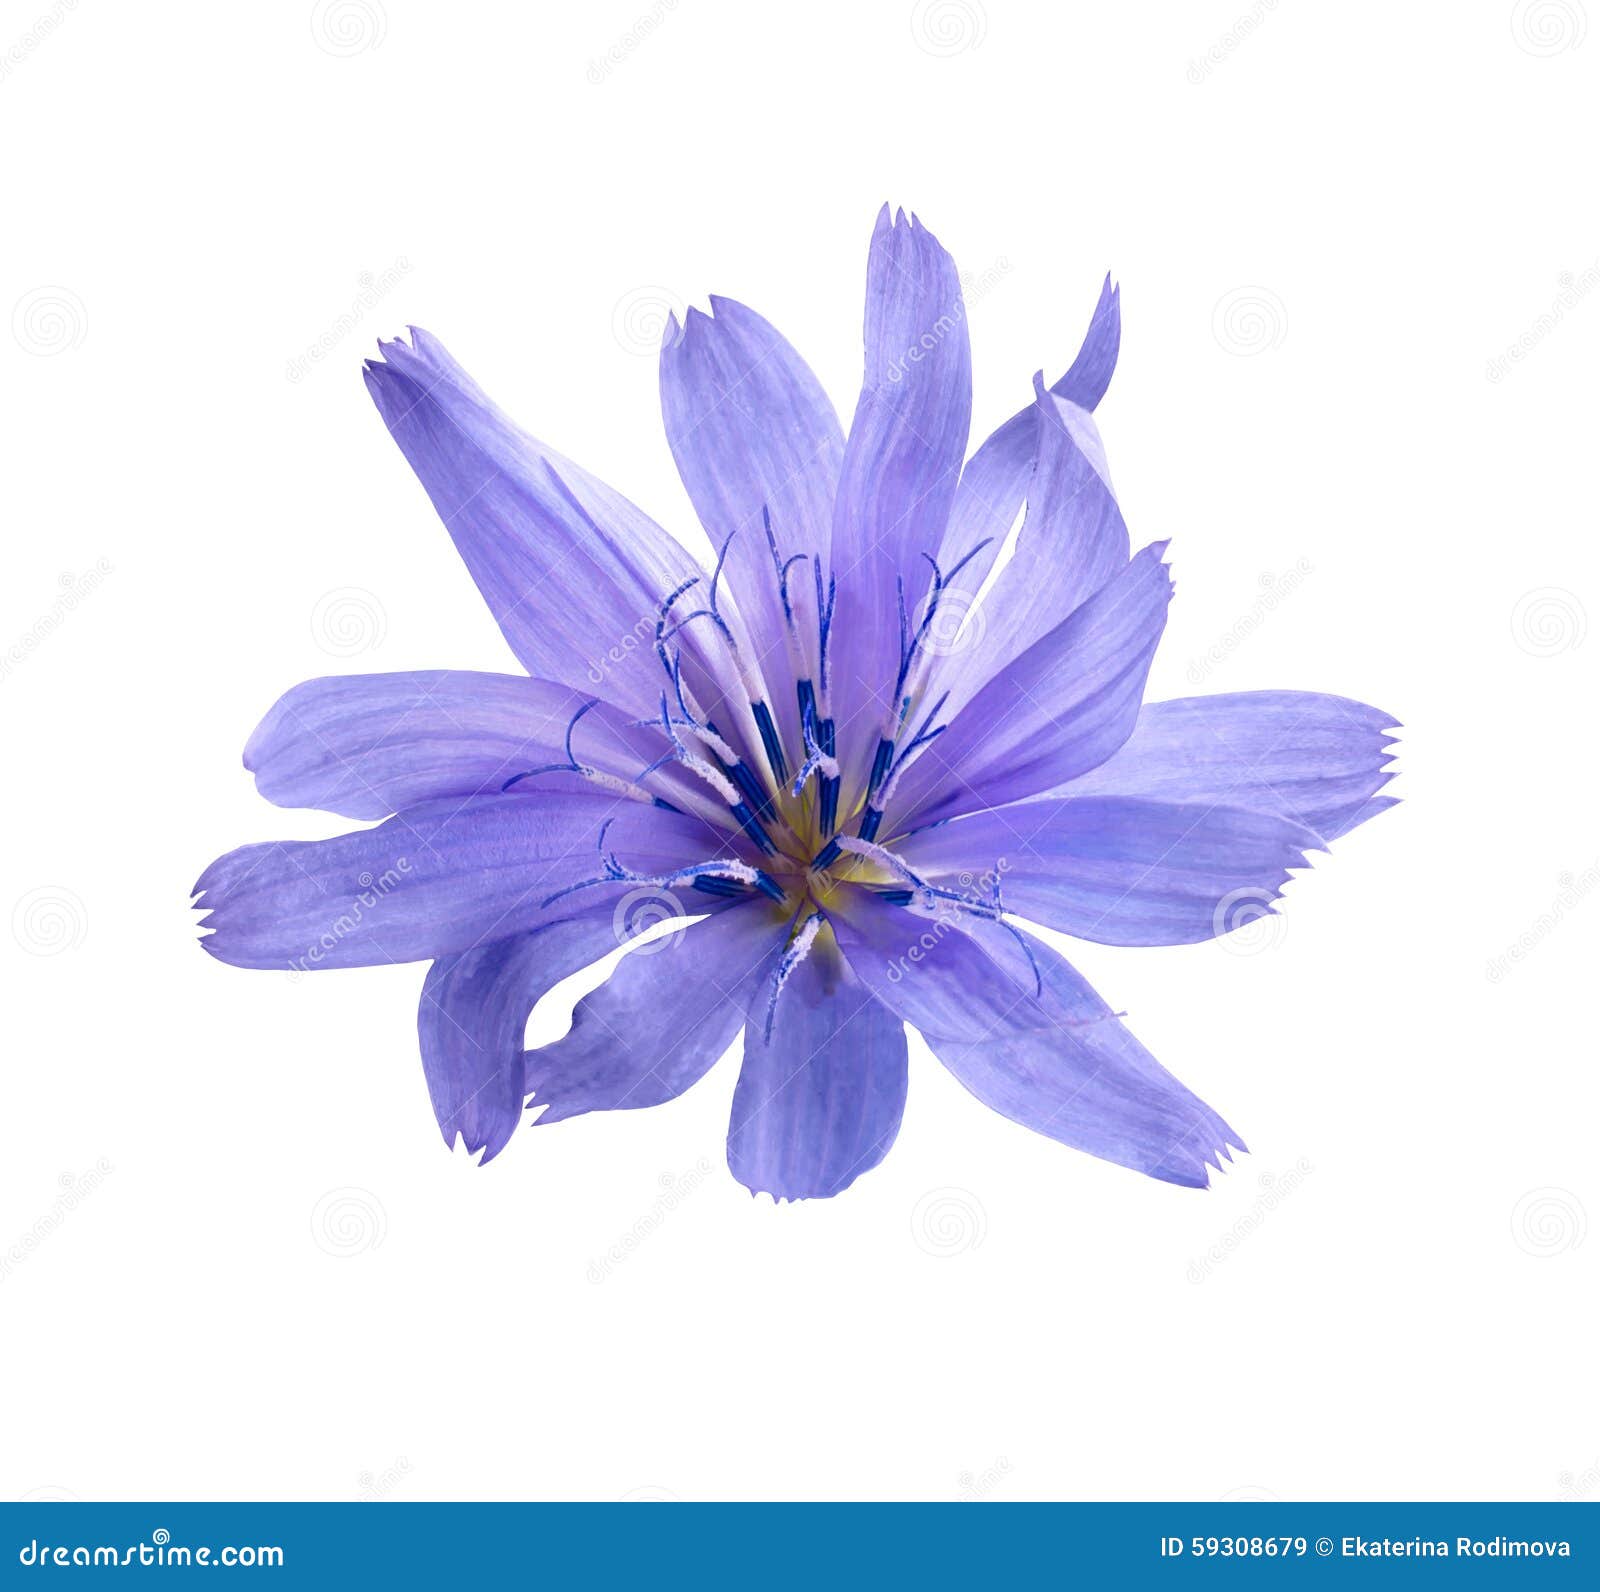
[2,0,1595,1504]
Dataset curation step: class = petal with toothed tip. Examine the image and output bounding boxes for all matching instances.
[830,891,1240,1188]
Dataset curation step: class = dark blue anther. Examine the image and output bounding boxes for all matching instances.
[858,806,884,843]
[877,888,915,908]
[726,755,774,821]
[753,871,788,904]
[652,797,683,814]
[818,775,840,838]
[866,737,895,802]
[752,700,788,786]
[796,678,816,733]
[732,801,777,856]
[692,875,745,898]
[811,837,842,871]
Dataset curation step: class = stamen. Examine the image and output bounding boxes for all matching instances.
[763,910,825,1039]
[541,819,785,908]
[500,698,675,808]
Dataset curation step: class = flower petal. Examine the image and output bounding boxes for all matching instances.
[420,917,619,1163]
[194,795,730,970]
[728,924,908,1201]
[830,893,1238,1187]
[896,795,1322,946]
[1059,691,1401,842]
[933,274,1121,621]
[364,330,704,718]
[526,900,779,1124]
[659,297,843,743]
[937,389,1129,711]
[830,208,971,764]
[888,543,1172,827]
[245,670,681,821]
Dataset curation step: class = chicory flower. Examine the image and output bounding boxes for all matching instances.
[195,208,1397,1198]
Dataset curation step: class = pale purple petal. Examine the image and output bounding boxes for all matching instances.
[660,297,843,754]
[364,330,704,719]
[1059,692,1401,842]
[245,670,681,821]
[887,543,1172,827]
[194,795,730,970]
[896,796,1322,946]
[933,274,1121,616]
[830,893,1238,1187]
[829,208,971,771]
[526,901,778,1124]
[728,928,907,1201]
[420,918,619,1163]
